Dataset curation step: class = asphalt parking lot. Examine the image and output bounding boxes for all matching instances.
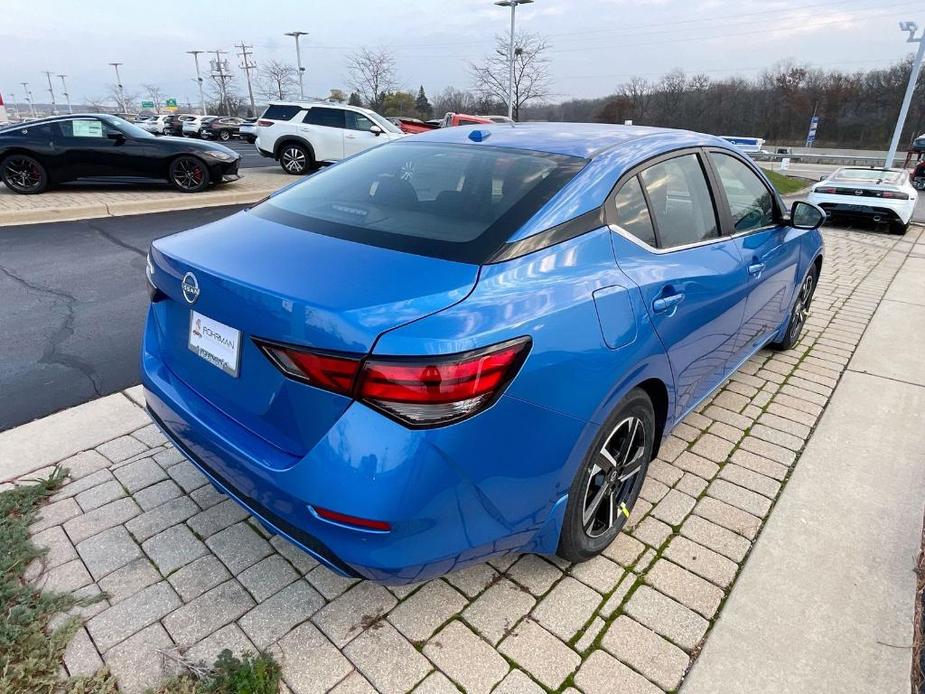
[222,138,267,168]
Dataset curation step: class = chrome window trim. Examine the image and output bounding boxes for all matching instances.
[607,222,733,255]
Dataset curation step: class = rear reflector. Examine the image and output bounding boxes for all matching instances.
[312,506,391,532]
[255,337,531,427]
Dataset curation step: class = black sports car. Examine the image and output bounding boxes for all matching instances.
[0,113,241,194]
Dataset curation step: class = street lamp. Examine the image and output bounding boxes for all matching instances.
[187,50,207,115]
[284,31,308,100]
[43,71,57,115]
[20,82,36,118]
[58,74,72,114]
[494,0,533,121]
[109,62,126,113]
[886,21,925,168]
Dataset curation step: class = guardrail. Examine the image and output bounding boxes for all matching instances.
[753,152,888,167]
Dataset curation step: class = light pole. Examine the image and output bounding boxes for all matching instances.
[109,62,126,113]
[58,74,72,114]
[886,21,925,168]
[494,0,532,121]
[9,92,17,120]
[210,50,230,115]
[284,31,308,100]
[43,71,57,115]
[235,41,258,117]
[20,82,36,117]
[187,51,208,115]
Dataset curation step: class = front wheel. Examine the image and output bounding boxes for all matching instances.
[771,265,818,350]
[1,154,48,194]
[219,130,231,141]
[557,389,655,563]
[169,156,210,193]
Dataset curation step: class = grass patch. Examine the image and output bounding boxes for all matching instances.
[763,168,810,196]
[0,471,280,694]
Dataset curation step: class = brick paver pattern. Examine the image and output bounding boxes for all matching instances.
[17,226,918,693]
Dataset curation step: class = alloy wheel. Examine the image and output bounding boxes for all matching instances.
[220,130,231,141]
[789,273,814,342]
[582,416,647,538]
[3,156,43,192]
[281,147,307,173]
[172,158,205,191]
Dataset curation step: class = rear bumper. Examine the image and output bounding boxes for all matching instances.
[807,192,915,224]
[140,306,584,583]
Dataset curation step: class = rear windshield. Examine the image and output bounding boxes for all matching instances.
[833,168,903,184]
[252,142,586,263]
[262,104,302,121]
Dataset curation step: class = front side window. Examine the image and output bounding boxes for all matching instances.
[61,118,107,138]
[640,154,718,249]
[346,111,375,132]
[303,108,346,129]
[253,142,586,263]
[711,153,775,232]
[613,176,656,247]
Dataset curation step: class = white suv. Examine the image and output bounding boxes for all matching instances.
[255,101,404,174]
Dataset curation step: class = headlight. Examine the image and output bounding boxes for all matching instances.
[203,151,235,161]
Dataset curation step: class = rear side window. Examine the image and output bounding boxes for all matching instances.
[303,108,345,128]
[253,142,586,263]
[613,177,656,246]
[640,154,718,249]
[261,104,302,121]
[711,153,774,232]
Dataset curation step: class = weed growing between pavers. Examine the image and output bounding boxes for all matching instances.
[0,470,280,694]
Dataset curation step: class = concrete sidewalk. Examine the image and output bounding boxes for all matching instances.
[684,237,925,693]
[0,167,287,226]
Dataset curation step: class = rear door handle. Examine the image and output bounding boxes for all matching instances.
[748,262,765,276]
[652,293,684,314]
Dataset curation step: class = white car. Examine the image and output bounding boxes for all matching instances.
[182,115,216,138]
[255,101,404,175]
[807,167,917,235]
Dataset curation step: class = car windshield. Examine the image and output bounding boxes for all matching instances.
[252,141,586,263]
[832,168,903,184]
[103,116,153,139]
[366,110,402,134]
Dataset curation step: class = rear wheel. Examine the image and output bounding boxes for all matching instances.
[557,389,655,563]
[1,154,48,194]
[771,265,818,351]
[219,129,231,141]
[169,156,210,193]
[890,220,909,235]
[279,143,311,175]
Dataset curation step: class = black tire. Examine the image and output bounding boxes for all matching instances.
[169,156,210,193]
[890,220,909,235]
[1,154,48,194]
[557,388,656,563]
[278,142,312,175]
[771,264,819,351]
[219,129,231,141]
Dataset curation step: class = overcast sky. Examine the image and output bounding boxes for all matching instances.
[1,0,919,108]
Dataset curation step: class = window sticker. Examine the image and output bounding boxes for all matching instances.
[73,120,103,137]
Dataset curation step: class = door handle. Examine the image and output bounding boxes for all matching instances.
[652,293,684,314]
[345,134,357,139]
[748,262,765,276]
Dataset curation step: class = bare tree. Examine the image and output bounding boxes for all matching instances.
[107,85,139,113]
[346,46,397,107]
[142,83,164,113]
[469,32,551,120]
[433,87,477,117]
[259,60,298,101]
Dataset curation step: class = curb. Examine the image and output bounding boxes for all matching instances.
[0,187,276,227]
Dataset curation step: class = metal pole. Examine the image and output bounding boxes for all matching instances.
[285,32,308,100]
[110,63,125,112]
[886,22,925,168]
[508,2,515,120]
[188,51,207,115]
[21,82,36,117]
[43,71,57,115]
[58,75,72,114]
[212,50,228,115]
[236,42,258,117]
[9,93,16,119]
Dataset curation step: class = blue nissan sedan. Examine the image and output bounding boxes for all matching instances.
[142,123,825,583]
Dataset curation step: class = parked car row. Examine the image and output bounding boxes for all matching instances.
[134,114,256,141]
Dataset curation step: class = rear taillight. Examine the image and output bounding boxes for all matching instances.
[814,186,837,194]
[255,337,531,427]
[257,119,273,127]
[881,190,909,199]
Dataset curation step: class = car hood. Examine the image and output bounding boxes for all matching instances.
[155,136,238,157]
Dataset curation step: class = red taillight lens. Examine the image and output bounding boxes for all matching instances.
[881,190,909,199]
[814,186,837,194]
[255,337,531,426]
[258,343,360,396]
[312,506,391,532]
[256,119,274,127]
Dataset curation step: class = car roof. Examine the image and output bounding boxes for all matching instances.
[403,121,727,159]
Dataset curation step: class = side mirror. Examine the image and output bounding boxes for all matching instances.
[791,200,826,230]
[369,124,383,136]
[818,175,826,181]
